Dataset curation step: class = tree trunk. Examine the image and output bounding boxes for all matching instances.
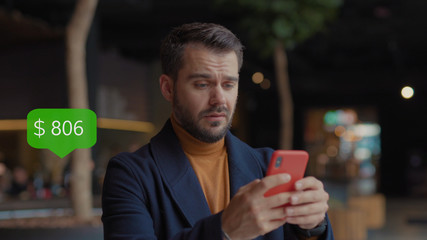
[65,0,98,221]
[274,41,294,150]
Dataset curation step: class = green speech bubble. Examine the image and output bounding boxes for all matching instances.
[27,108,97,158]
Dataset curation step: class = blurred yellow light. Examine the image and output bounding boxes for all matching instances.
[334,125,346,137]
[343,130,355,141]
[97,118,155,133]
[0,119,27,131]
[252,72,264,84]
[260,78,271,90]
[401,86,414,99]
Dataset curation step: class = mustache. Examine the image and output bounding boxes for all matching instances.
[200,106,229,116]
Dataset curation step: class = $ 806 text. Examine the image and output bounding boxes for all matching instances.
[34,118,84,138]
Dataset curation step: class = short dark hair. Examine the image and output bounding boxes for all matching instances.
[160,22,244,79]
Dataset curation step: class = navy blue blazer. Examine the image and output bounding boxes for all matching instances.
[102,120,334,240]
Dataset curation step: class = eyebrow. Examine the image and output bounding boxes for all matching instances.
[188,73,239,82]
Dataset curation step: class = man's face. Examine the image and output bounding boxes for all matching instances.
[172,44,239,143]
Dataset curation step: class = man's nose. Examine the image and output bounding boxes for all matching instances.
[209,86,226,106]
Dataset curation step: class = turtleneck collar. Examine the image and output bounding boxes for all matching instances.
[170,115,225,156]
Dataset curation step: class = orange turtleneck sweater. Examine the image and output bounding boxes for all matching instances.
[171,116,230,214]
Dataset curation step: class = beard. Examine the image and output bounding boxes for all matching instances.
[173,94,235,143]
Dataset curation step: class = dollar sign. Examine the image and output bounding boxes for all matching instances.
[34,118,45,138]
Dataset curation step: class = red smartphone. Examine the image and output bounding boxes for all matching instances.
[264,150,309,197]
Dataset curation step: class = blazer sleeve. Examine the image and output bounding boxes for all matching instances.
[102,155,157,239]
[170,213,224,240]
[102,155,225,240]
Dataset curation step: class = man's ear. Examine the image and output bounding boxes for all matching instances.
[159,74,174,102]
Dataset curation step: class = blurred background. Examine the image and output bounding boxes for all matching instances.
[0,0,426,239]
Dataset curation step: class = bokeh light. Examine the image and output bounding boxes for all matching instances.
[401,86,414,99]
[260,78,271,90]
[252,72,264,84]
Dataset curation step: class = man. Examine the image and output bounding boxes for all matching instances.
[102,22,332,240]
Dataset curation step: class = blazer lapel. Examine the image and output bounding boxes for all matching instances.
[225,132,267,197]
[150,120,211,227]
[225,133,272,240]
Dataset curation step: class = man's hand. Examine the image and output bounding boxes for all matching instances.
[285,176,329,230]
[221,174,292,240]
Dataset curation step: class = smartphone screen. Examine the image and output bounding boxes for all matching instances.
[264,150,309,197]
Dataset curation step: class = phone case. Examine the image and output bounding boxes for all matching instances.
[264,150,309,197]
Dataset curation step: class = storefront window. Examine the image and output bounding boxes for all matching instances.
[304,107,381,195]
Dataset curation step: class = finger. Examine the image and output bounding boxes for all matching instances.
[294,176,323,191]
[285,201,329,217]
[289,189,329,205]
[264,191,293,208]
[255,208,288,234]
[261,205,288,221]
[253,174,291,195]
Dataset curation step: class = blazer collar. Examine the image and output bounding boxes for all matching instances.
[150,119,211,226]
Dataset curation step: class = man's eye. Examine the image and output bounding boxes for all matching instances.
[223,83,236,89]
[195,83,208,88]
